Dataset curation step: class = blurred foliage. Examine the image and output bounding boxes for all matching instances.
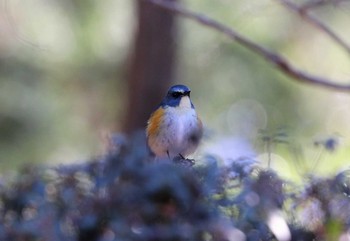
[0,134,349,240]
[0,0,130,168]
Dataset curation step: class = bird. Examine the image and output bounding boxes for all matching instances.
[146,84,203,161]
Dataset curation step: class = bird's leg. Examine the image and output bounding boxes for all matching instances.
[167,150,171,160]
[179,153,185,159]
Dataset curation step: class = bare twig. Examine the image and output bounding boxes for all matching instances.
[301,0,349,10]
[141,0,350,91]
[278,0,350,55]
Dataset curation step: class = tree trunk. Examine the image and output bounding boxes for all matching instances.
[123,0,178,134]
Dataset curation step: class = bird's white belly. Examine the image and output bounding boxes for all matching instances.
[160,107,198,157]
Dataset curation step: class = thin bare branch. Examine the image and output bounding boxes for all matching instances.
[141,0,350,91]
[301,0,349,10]
[278,0,350,55]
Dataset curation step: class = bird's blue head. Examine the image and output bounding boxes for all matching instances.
[161,84,194,108]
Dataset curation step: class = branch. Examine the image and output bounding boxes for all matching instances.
[278,0,350,55]
[141,0,350,91]
[300,0,349,10]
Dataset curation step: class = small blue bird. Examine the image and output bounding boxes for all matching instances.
[146,85,203,160]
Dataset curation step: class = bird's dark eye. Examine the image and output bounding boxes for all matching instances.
[171,92,181,98]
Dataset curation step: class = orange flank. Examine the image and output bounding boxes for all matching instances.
[146,107,164,137]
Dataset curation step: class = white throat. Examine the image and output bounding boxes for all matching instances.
[179,96,192,108]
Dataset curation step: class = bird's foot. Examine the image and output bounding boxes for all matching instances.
[173,154,195,167]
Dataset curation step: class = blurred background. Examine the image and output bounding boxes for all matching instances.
[0,0,350,180]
